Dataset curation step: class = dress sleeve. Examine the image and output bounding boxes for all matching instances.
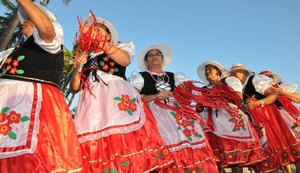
[32,20,64,54]
[174,72,189,86]
[116,42,135,60]
[280,82,298,93]
[225,76,243,93]
[252,74,273,95]
[128,71,144,90]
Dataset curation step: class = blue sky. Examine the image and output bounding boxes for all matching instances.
[1,0,300,108]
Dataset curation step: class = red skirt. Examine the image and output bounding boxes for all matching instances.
[249,103,297,172]
[80,102,174,173]
[0,83,83,173]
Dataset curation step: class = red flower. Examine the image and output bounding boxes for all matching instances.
[232,118,238,123]
[183,129,192,137]
[174,113,183,121]
[9,68,17,74]
[7,111,21,124]
[181,120,189,128]
[109,61,115,67]
[7,57,12,64]
[192,129,198,137]
[103,57,109,62]
[6,65,12,71]
[234,124,241,130]
[0,113,6,123]
[12,60,19,67]
[118,102,127,111]
[238,120,245,127]
[0,123,12,136]
[109,68,115,73]
[121,95,130,103]
[129,103,137,112]
[102,64,109,71]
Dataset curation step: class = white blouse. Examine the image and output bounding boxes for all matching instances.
[252,74,273,95]
[129,71,188,91]
[225,76,243,93]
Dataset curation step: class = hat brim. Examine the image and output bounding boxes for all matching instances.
[95,17,118,43]
[138,44,172,71]
[197,61,227,84]
[271,73,281,84]
[18,4,56,24]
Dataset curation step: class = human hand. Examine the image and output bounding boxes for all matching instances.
[75,51,88,71]
[157,90,171,100]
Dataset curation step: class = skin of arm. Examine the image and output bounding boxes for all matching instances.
[17,0,55,42]
[247,87,278,109]
[69,52,88,93]
[274,87,300,103]
[142,90,171,103]
[102,42,131,67]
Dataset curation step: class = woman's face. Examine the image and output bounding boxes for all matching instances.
[92,23,111,42]
[144,49,163,67]
[22,19,35,37]
[232,70,248,84]
[205,65,221,84]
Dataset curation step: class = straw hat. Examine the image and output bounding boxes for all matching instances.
[138,44,172,71]
[259,70,281,84]
[18,3,57,24]
[197,61,227,84]
[229,63,254,76]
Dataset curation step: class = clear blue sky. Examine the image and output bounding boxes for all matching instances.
[1,0,300,108]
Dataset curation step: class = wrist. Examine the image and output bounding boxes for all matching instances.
[260,100,264,107]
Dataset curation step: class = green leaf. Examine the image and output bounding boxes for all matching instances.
[191,120,195,124]
[130,98,136,103]
[110,168,117,173]
[1,107,9,113]
[8,131,17,140]
[17,55,25,61]
[187,136,193,141]
[243,151,247,157]
[173,103,179,107]
[198,167,204,172]
[114,97,121,101]
[177,126,182,130]
[126,109,133,116]
[115,68,119,72]
[103,168,109,173]
[121,161,130,167]
[185,169,191,173]
[170,112,176,116]
[232,128,237,132]
[242,126,246,131]
[228,118,233,122]
[20,116,30,122]
[197,134,203,138]
[16,69,24,74]
[233,151,238,156]
[100,61,105,66]
[157,153,163,158]
[292,125,297,129]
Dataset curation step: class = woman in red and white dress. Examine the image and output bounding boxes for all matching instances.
[193,61,265,172]
[0,1,82,172]
[70,17,174,172]
[129,45,218,173]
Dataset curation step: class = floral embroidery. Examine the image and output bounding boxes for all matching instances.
[114,95,137,116]
[185,167,204,173]
[0,106,30,140]
[2,55,25,75]
[171,112,203,141]
[100,56,119,74]
[103,168,117,173]
[228,113,246,132]
[157,147,170,159]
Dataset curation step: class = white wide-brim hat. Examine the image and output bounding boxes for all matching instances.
[18,3,57,24]
[197,61,228,84]
[94,17,118,43]
[138,44,172,71]
[229,63,254,76]
[259,70,281,84]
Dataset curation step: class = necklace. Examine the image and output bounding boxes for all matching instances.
[147,70,171,91]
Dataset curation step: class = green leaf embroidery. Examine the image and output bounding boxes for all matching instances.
[191,120,195,124]
[242,126,246,131]
[121,161,130,167]
[173,102,179,107]
[243,151,247,157]
[297,151,300,155]
[228,118,233,122]
[115,68,119,72]
[126,109,133,116]
[232,128,237,132]
[198,167,204,172]
[103,168,109,173]
[233,151,238,156]
[130,98,136,103]
[187,136,193,142]
[111,168,117,173]
[292,125,297,129]
[8,131,17,140]
[177,126,182,130]
[1,107,9,113]
[114,97,121,101]
[100,61,105,66]
[157,153,163,158]
[20,116,30,122]
[197,134,203,138]
[185,169,191,173]
[17,55,25,61]
[16,69,24,75]
[170,112,176,116]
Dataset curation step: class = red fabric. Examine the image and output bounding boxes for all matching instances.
[278,95,300,123]
[79,102,174,173]
[0,84,82,173]
[249,103,298,172]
